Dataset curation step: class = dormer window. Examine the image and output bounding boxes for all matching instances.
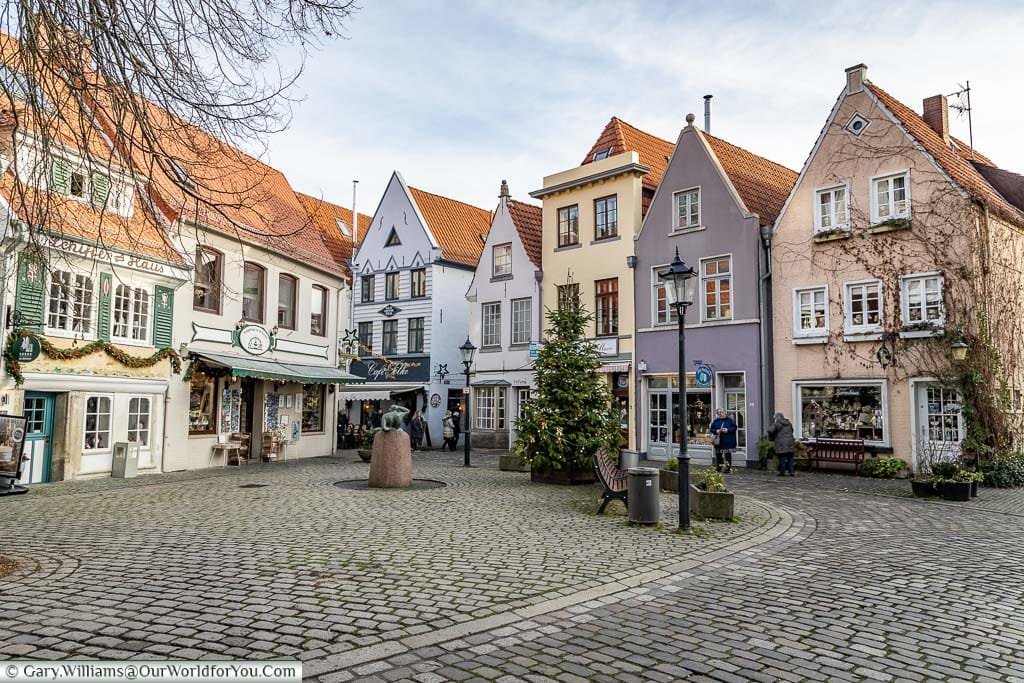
[70,170,86,198]
[592,147,612,161]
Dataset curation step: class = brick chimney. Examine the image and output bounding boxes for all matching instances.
[922,95,950,144]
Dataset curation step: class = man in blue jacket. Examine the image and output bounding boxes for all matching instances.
[709,409,738,473]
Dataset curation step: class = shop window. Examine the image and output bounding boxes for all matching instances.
[408,317,425,354]
[410,268,427,298]
[798,382,885,443]
[242,263,265,323]
[720,374,746,448]
[278,274,297,330]
[47,270,94,334]
[493,244,512,277]
[595,278,619,337]
[193,247,222,313]
[112,284,150,343]
[311,285,328,336]
[701,256,732,321]
[357,321,374,353]
[302,384,325,433]
[594,195,618,240]
[382,320,398,355]
[647,373,713,448]
[128,397,151,447]
[558,205,579,247]
[83,395,112,451]
[511,298,531,345]
[482,302,501,348]
[189,372,218,435]
[475,386,506,430]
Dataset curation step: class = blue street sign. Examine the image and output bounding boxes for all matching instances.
[695,364,713,387]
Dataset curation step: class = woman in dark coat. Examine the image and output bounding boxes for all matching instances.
[768,412,796,476]
[410,411,424,451]
[709,409,738,473]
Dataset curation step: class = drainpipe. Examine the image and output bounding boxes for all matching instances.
[758,223,774,437]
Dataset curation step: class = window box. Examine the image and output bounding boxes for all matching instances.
[812,227,853,243]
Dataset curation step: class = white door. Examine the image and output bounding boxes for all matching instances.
[915,383,964,466]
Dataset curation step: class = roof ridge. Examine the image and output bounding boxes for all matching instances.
[613,116,673,147]
[408,184,491,214]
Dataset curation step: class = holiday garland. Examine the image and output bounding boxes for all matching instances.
[4,329,182,387]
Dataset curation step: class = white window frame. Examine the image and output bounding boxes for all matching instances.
[814,183,850,234]
[699,255,733,323]
[515,388,531,425]
[46,269,95,338]
[673,187,701,232]
[900,271,945,331]
[651,265,678,326]
[112,284,151,345]
[843,279,883,337]
[492,244,512,277]
[127,396,152,448]
[793,379,890,447]
[382,319,398,356]
[474,386,505,430]
[510,298,531,346]
[870,170,911,224]
[792,285,829,341]
[83,394,114,452]
[481,302,501,348]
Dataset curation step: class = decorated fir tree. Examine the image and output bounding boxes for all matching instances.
[514,301,621,473]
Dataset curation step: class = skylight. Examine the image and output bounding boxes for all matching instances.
[592,147,612,161]
[336,218,350,236]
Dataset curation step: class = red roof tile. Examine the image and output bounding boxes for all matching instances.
[295,192,373,276]
[408,186,492,268]
[581,117,675,191]
[507,199,543,268]
[703,133,798,226]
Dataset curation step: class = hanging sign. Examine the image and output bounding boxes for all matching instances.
[237,325,273,356]
[695,364,713,387]
[14,335,41,363]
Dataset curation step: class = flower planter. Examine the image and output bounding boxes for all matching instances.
[499,454,530,472]
[970,480,979,498]
[530,465,595,486]
[938,481,972,502]
[659,469,679,492]
[689,484,734,520]
[910,479,936,498]
[357,449,373,463]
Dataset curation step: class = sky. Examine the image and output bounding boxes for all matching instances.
[265,0,1024,215]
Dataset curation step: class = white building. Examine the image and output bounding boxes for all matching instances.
[465,181,543,449]
[346,172,491,445]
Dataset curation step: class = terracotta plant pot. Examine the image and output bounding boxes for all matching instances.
[357,449,372,463]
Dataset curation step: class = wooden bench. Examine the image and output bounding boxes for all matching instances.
[593,451,628,514]
[807,438,866,474]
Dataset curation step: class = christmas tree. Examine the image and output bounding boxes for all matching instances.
[514,300,621,472]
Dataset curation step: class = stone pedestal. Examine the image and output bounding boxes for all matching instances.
[368,431,412,488]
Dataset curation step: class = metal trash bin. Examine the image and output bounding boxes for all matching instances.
[627,467,660,525]
[110,442,138,479]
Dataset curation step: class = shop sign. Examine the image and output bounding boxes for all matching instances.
[13,335,41,363]
[45,235,167,274]
[591,338,618,356]
[0,414,27,479]
[430,393,441,408]
[695,364,713,387]
[351,354,430,382]
[237,325,274,356]
[379,304,401,318]
[529,342,539,358]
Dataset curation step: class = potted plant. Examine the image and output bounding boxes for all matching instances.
[933,461,971,501]
[756,435,774,471]
[357,429,375,463]
[861,456,907,479]
[910,441,938,497]
[689,470,734,520]
[659,457,679,492]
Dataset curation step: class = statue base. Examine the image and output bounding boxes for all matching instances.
[368,431,413,488]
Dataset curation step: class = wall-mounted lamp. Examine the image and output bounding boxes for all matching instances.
[951,338,969,362]
[178,342,188,357]
[626,255,638,269]
[637,359,648,373]
[272,325,280,336]
[236,319,245,330]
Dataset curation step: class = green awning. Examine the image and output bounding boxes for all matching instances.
[193,352,365,385]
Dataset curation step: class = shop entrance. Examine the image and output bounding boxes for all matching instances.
[22,392,54,484]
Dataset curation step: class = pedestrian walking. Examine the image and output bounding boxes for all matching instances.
[768,412,796,477]
[709,408,738,473]
[451,408,462,450]
[410,410,424,451]
[442,411,456,452]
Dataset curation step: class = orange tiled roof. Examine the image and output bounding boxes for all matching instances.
[866,81,1024,228]
[295,192,372,276]
[408,186,492,268]
[582,117,675,191]
[507,199,543,268]
[704,133,798,226]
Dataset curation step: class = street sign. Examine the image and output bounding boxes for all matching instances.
[529,342,538,358]
[695,364,713,387]
[14,335,40,363]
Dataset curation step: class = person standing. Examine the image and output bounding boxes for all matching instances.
[410,410,424,451]
[370,407,382,429]
[337,410,349,449]
[442,411,456,452]
[451,407,462,450]
[768,412,796,477]
[709,409,738,473]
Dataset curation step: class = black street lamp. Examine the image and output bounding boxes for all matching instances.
[659,248,698,532]
[459,337,477,467]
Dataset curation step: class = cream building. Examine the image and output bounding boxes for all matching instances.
[531,118,673,455]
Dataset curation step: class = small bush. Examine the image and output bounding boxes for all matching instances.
[693,469,728,493]
[980,453,1024,488]
[359,429,376,450]
[931,460,959,479]
[664,457,679,472]
[861,456,906,479]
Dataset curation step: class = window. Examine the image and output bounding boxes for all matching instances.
[595,278,618,337]
[302,384,325,433]
[901,273,944,327]
[47,270,93,333]
[311,285,328,336]
[357,321,374,353]
[720,374,746,449]
[815,185,848,233]
[382,320,398,355]
[511,298,532,345]
[361,275,375,303]
[385,227,401,246]
[83,395,112,450]
[845,280,882,334]
[493,244,512,277]
[335,218,350,237]
[475,386,506,430]
[557,205,579,247]
[242,264,265,323]
[924,385,963,446]
[277,274,297,329]
[188,372,217,435]
[112,285,150,343]
[482,302,501,348]
[410,268,427,298]
[873,172,910,222]
[798,382,885,444]
[385,272,400,300]
[794,286,828,337]
[193,247,222,313]
[701,256,732,321]
[592,147,611,161]
[674,189,700,231]
[652,267,678,325]
[407,317,425,354]
[70,170,86,198]
[557,283,579,311]
[595,195,618,240]
[516,388,531,423]
[128,397,151,447]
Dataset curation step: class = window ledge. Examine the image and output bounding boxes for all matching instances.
[110,339,156,350]
[813,228,852,243]
[669,226,705,237]
[899,327,943,339]
[590,235,621,245]
[490,274,513,283]
[793,335,829,345]
[843,331,883,342]
[868,218,911,234]
[554,243,582,253]
[479,346,503,354]
[509,343,532,350]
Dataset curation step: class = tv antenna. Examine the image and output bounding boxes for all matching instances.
[948,81,973,160]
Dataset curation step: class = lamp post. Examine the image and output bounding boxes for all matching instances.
[659,248,697,532]
[459,337,477,467]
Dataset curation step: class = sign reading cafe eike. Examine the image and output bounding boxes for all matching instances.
[350,355,429,383]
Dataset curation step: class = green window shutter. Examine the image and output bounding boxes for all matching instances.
[91,173,111,208]
[153,285,174,348]
[14,252,46,332]
[51,158,71,195]
[97,272,112,341]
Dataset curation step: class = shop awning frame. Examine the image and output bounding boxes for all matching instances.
[598,362,631,374]
[471,379,512,386]
[192,352,366,385]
